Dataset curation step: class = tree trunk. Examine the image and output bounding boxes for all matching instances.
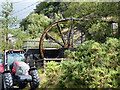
[6,15,9,48]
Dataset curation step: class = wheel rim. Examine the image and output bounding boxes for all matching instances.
[39,18,87,59]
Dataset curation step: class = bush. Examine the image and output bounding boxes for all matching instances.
[42,38,120,88]
[40,61,61,88]
[58,38,120,88]
[57,60,82,88]
[88,21,112,43]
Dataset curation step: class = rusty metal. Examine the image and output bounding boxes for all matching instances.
[39,18,88,59]
[64,44,73,48]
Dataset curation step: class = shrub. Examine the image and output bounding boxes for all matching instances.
[57,60,83,88]
[58,38,120,88]
[42,38,120,88]
[44,61,61,87]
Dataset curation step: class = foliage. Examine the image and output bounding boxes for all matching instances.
[10,28,29,49]
[0,25,2,53]
[59,38,120,88]
[0,27,28,51]
[64,2,97,18]
[0,0,20,51]
[65,2,118,18]
[57,60,82,88]
[20,13,52,39]
[35,2,70,19]
[64,50,72,58]
[88,21,112,42]
[42,38,120,88]
[21,2,119,43]
[40,61,61,88]
[64,2,119,42]
[45,61,61,84]
[0,0,17,41]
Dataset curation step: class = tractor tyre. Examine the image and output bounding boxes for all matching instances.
[30,70,40,89]
[19,82,28,89]
[3,73,13,89]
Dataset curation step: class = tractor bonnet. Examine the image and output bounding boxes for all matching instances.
[12,61,30,75]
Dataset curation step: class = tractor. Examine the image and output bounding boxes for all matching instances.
[0,50,40,89]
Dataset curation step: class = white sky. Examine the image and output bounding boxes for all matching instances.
[0,0,40,3]
[0,0,40,20]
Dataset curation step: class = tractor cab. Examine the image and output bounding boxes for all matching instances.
[2,50,26,73]
[6,50,25,71]
[7,50,25,65]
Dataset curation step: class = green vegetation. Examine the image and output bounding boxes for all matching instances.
[40,38,120,88]
[0,1,119,52]
[0,1,119,88]
[20,13,52,39]
[0,0,29,52]
[35,2,70,19]
[24,2,119,43]
[0,0,16,50]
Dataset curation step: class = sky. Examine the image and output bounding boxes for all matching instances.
[0,0,40,20]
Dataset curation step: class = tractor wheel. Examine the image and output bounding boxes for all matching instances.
[19,82,28,89]
[30,70,40,89]
[3,73,13,89]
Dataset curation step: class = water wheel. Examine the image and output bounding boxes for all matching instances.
[39,18,87,59]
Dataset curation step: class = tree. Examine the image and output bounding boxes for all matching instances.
[9,27,29,49]
[64,2,119,42]
[35,2,70,19]
[118,1,120,38]
[0,22,2,53]
[0,0,17,49]
[64,2,118,19]
[20,13,52,39]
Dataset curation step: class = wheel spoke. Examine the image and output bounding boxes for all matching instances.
[57,24,66,45]
[71,20,74,47]
[46,33,64,47]
[67,18,73,46]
